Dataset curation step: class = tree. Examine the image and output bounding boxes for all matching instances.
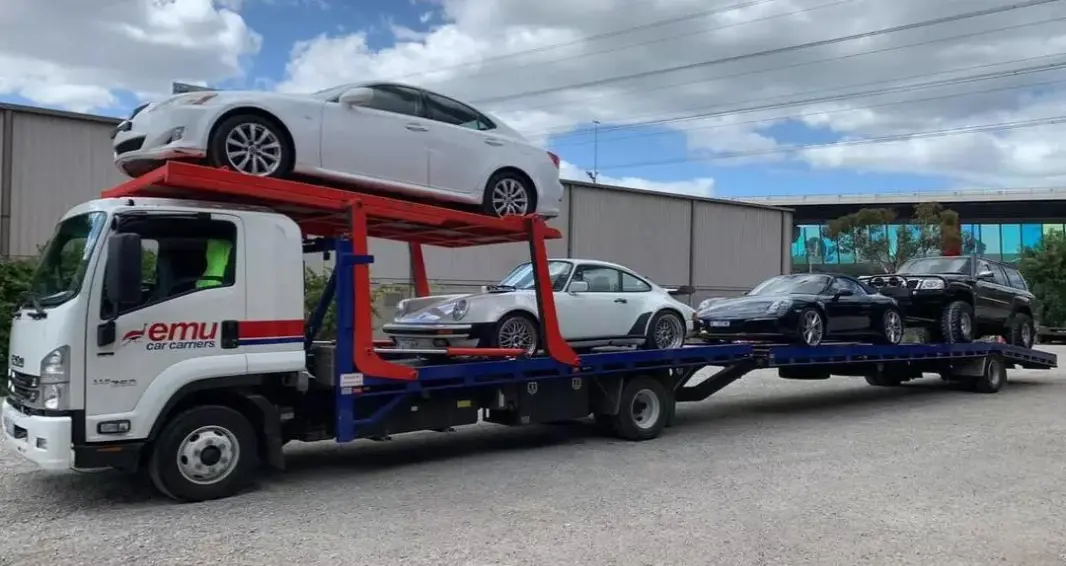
[1018,230,1066,327]
[823,202,970,273]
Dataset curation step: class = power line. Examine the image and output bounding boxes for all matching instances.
[517,14,1063,133]
[548,51,1066,148]
[471,0,1064,105]
[378,0,792,83]
[596,115,1066,170]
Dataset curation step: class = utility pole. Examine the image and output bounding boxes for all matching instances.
[585,120,600,184]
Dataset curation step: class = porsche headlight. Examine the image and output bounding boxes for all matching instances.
[768,299,793,316]
[395,299,410,318]
[453,299,469,321]
[697,298,721,311]
[918,279,945,290]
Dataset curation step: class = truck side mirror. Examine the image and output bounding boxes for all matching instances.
[105,233,143,311]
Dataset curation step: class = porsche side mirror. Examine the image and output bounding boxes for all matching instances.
[568,281,589,294]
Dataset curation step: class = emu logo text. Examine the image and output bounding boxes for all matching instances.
[123,322,218,351]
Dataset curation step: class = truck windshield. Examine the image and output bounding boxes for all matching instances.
[26,212,107,308]
[898,257,971,274]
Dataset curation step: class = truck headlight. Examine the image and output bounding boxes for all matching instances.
[918,279,945,290]
[40,346,69,410]
[453,299,469,321]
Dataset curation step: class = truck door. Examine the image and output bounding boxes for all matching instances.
[83,213,247,444]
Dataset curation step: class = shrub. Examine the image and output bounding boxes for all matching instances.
[0,257,39,395]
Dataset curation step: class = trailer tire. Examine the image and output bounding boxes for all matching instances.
[971,355,1007,394]
[148,405,259,503]
[611,376,669,441]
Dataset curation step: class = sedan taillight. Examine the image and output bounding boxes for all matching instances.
[546,151,560,168]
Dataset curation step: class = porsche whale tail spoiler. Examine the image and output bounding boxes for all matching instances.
[664,285,695,297]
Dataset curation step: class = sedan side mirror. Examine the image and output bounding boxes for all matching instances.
[568,281,589,294]
[977,270,995,280]
[338,87,374,106]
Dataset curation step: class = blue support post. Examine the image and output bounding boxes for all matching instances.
[332,237,376,443]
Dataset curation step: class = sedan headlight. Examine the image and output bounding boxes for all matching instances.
[768,299,793,316]
[40,346,70,410]
[453,299,469,321]
[918,279,945,290]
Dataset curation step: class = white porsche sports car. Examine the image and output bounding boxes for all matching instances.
[110,82,565,218]
[382,259,697,355]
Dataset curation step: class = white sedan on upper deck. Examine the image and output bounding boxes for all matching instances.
[382,259,697,356]
[110,82,565,218]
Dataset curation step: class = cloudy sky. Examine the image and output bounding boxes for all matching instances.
[2,0,1066,199]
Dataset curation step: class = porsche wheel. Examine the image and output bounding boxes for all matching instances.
[483,312,540,356]
[644,310,686,350]
[796,307,824,346]
[875,308,905,345]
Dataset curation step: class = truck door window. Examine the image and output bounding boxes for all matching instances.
[101,218,238,317]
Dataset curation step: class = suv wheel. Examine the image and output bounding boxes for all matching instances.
[1006,312,1035,349]
[939,300,974,344]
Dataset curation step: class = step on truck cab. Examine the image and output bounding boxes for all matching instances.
[3,195,308,498]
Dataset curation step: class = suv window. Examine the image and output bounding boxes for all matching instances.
[989,264,1010,286]
[425,92,494,130]
[102,217,238,316]
[572,265,622,292]
[1004,266,1028,290]
[364,85,422,117]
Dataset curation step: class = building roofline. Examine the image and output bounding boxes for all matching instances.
[728,186,1066,206]
[562,178,793,212]
[0,101,122,125]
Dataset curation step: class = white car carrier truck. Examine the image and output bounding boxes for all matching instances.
[2,162,1058,502]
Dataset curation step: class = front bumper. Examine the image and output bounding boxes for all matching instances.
[695,316,797,341]
[382,322,492,350]
[112,106,213,176]
[1,398,73,471]
[876,288,949,322]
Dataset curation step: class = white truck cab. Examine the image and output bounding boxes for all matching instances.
[2,196,307,499]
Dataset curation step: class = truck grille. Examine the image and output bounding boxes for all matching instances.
[8,371,39,403]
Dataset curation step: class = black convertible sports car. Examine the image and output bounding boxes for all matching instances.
[694,273,905,346]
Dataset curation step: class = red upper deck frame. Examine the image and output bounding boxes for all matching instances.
[101,162,580,378]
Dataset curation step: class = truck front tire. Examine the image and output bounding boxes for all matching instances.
[148,405,259,502]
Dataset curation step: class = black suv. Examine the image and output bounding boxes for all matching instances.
[859,255,1038,347]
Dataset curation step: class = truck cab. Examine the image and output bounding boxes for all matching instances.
[2,196,306,497]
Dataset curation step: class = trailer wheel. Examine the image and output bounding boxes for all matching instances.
[939,300,974,344]
[971,356,1007,394]
[611,376,669,441]
[148,405,259,502]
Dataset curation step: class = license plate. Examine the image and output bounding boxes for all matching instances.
[3,416,13,437]
[709,320,730,328]
[395,338,421,349]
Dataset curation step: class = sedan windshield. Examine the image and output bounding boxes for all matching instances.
[898,257,971,274]
[497,261,573,290]
[748,274,831,296]
[26,212,107,308]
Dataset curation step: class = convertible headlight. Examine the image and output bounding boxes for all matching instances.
[40,346,70,410]
[697,298,722,311]
[918,279,945,290]
[768,299,793,316]
[395,299,410,318]
[453,299,469,321]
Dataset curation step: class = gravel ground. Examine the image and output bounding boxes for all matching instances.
[3,347,1066,566]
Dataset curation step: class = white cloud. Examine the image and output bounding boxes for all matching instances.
[276,0,1066,188]
[0,0,261,113]
[559,160,715,198]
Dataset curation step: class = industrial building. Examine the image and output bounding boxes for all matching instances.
[0,102,794,310]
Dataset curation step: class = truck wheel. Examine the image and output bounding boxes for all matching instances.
[939,300,974,343]
[610,376,669,441]
[1005,313,1035,349]
[148,405,259,502]
[971,356,1007,393]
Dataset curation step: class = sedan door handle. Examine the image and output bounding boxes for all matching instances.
[484,138,505,146]
[614,298,628,304]
[405,123,428,132]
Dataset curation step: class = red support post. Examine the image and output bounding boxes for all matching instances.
[526,217,579,367]
[408,242,430,297]
[350,201,417,381]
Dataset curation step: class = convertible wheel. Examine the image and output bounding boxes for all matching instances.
[645,310,686,350]
[876,308,905,345]
[485,313,540,356]
[796,307,824,346]
[207,114,294,178]
[481,171,536,217]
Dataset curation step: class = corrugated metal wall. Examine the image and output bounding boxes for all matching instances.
[0,105,794,305]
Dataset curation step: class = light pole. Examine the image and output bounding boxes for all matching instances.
[585,120,600,184]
